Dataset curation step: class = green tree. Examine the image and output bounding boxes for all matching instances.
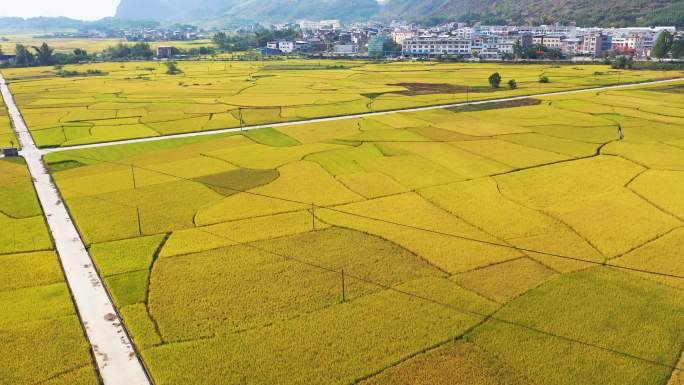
[488,72,502,88]
[508,79,517,89]
[105,42,132,58]
[14,44,34,67]
[130,42,154,59]
[612,55,634,69]
[164,61,183,75]
[539,75,550,83]
[213,32,229,49]
[533,43,547,52]
[73,48,88,58]
[513,39,523,59]
[32,42,54,66]
[671,38,684,59]
[652,31,674,59]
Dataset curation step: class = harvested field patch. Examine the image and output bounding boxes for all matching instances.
[193,168,279,197]
[388,83,493,96]
[450,98,542,113]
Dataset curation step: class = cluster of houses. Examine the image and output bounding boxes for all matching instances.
[122,27,206,42]
[32,26,208,43]
[263,21,679,60]
[261,20,393,56]
[399,24,676,59]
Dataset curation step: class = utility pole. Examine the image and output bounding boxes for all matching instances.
[131,164,137,189]
[341,269,346,303]
[136,207,142,236]
[311,203,316,231]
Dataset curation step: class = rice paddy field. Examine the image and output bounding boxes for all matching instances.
[0,90,16,147]
[0,34,214,54]
[0,158,98,385]
[3,61,681,148]
[41,80,684,385]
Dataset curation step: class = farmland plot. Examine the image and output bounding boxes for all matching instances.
[41,81,684,384]
[2,62,680,147]
[0,91,16,148]
[0,158,98,385]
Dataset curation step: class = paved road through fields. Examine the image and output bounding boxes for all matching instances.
[0,73,151,385]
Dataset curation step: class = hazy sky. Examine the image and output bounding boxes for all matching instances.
[0,0,121,20]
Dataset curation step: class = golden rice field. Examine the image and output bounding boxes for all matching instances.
[0,158,99,385]
[3,61,682,147]
[0,34,214,54]
[0,96,19,147]
[0,91,16,147]
[42,81,684,385]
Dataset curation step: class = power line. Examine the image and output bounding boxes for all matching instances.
[34,167,684,375]
[56,151,684,281]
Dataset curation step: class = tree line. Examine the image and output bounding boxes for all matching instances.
[212,28,301,52]
[1,41,216,68]
[652,31,684,59]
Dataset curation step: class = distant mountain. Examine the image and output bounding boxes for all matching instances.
[0,17,85,32]
[112,0,683,27]
[381,0,684,27]
[115,0,381,23]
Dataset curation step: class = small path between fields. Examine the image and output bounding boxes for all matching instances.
[36,76,684,156]
[0,73,151,385]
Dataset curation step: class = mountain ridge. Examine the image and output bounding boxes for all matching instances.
[113,0,684,27]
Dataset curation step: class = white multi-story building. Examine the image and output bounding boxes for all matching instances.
[579,33,610,56]
[451,27,473,40]
[299,19,341,31]
[561,38,582,55]
[611,35,640,52]
[402,36,472,56]
[333,44,359,54]
[391,30,416,45]
[278,41,295,53]
[266,40,295,53]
